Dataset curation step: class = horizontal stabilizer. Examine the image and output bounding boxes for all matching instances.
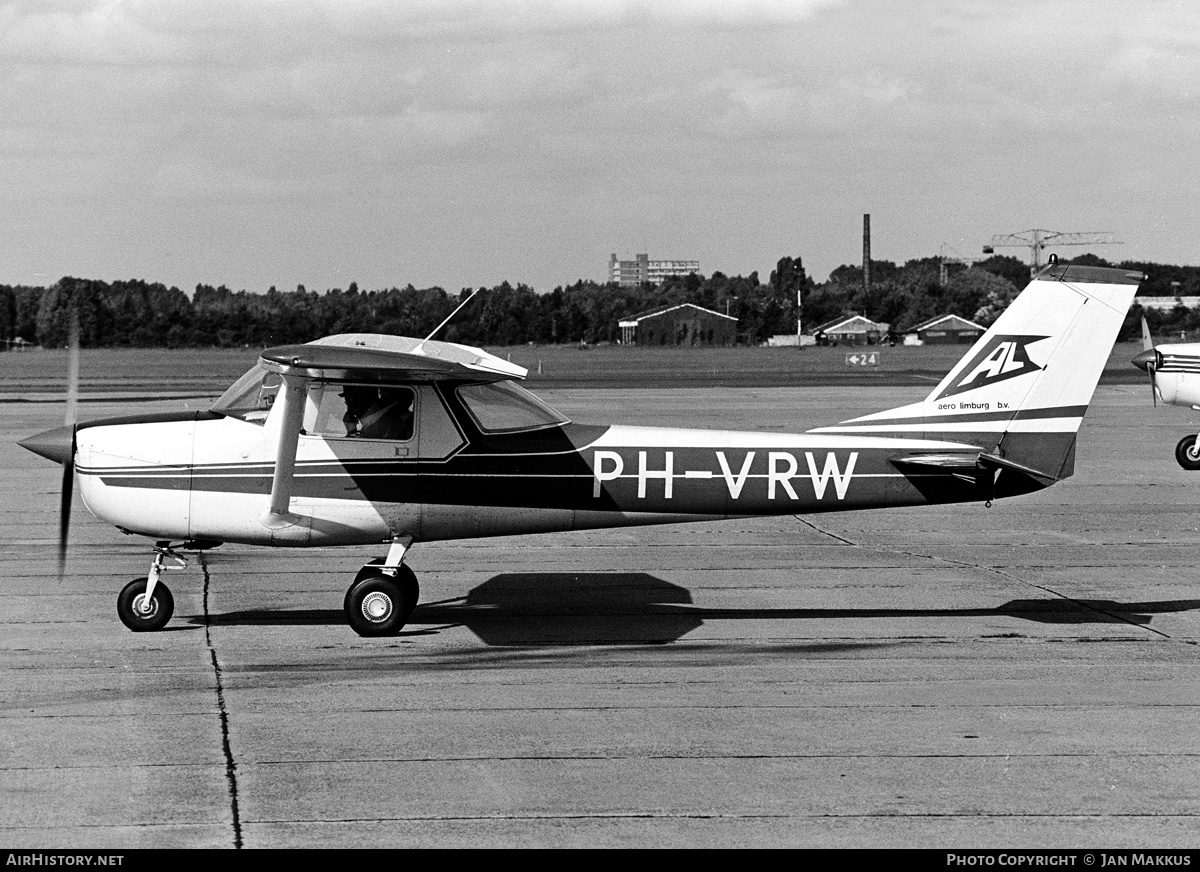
[889,452,981,471]
[977,451,1059,485]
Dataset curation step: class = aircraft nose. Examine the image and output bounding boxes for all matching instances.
[1131,348,1161,372]
[18,425,75,465]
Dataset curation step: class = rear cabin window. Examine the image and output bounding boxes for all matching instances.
[455,381,569,434]
[211,366,281,424]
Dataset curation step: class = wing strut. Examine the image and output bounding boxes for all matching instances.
[261,374,307,528]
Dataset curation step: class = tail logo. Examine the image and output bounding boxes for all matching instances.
[935,334,1049,400]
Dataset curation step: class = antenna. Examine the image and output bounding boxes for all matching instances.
[415,287,482,353]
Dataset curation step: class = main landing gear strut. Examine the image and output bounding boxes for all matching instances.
[344,535,420,637]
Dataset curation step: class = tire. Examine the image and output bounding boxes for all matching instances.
[346,561,419,622]
[345,569,417,637]
[1177,435,1200,470]
[117,577,174,632]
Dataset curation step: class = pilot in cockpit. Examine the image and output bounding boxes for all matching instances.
[340,386,413,440]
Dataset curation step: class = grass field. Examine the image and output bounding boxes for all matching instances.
[0,339,1148,399]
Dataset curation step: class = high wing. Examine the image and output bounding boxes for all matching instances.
[297,334,527,380]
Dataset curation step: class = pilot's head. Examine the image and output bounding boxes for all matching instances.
[340,385,377,412]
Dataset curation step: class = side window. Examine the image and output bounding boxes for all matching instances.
[310,384,415,441]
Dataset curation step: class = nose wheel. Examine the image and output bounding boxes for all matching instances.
[1176,434,1200,470]
[117,541,187,632]
[117,577,175,632]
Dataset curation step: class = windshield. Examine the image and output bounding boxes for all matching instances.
[211,365,281,424]
[456,381,569,433]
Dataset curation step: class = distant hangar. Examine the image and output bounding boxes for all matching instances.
[905,314,986,345]
[619,303,737,346]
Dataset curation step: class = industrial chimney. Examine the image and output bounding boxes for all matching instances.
[863,214,871,292]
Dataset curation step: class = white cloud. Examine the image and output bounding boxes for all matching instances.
[3,0,1200,292]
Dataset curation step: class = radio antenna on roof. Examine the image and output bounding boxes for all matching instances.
[414,287,482,353]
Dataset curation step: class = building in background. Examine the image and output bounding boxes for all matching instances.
[609,253,700,286]
[619,303,736,346]
[905,314,986,345]
[810,314,890,346]
[1137,295,1200,311]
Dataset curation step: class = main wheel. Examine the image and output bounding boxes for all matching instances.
[117,577,174,632]
[345,567,418,637]
[345,561,419,614]
[1176,435,1200,470]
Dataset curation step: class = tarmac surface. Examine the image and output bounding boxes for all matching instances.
[2,383,1199,849]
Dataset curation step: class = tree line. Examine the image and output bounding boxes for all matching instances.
[2,253,1196,349]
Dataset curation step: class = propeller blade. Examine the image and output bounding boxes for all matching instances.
[1141,316,1153,351]
[58,306,80,579]
[57,427,76,577]
[1131,348,1163,406]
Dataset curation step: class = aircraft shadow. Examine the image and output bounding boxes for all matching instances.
[194,573,1200,645]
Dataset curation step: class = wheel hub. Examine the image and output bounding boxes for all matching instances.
[133,593,158,618]
[361,591,393,623]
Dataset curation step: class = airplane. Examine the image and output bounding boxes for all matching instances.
[1131,317,1200,469]
[19,261,1145,637]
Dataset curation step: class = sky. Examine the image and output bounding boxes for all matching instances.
[2,0,1199,295]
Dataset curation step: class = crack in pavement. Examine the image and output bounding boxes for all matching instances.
[201,553,244,848]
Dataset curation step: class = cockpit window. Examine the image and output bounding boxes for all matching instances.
[211,365,281,424]
[455,381,569,433]
[311,383,415,441]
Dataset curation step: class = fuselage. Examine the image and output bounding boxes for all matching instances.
[1136,343,1200,408]
[72,379,992,548]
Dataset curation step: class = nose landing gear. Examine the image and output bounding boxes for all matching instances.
[1176,434,1200,470]
[117,541,187,631]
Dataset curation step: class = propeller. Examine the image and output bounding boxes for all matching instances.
[1132,316,1160,407]
[58,306,80,578]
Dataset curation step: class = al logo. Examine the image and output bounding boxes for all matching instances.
[934,335,1049,400]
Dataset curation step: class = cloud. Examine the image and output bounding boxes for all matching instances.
[3,0,1200,292]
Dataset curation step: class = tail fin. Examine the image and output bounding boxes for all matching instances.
[812,263,1144,485]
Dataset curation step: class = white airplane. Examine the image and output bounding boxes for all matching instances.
[20,262,1145,637]
[1131,317,1200,469]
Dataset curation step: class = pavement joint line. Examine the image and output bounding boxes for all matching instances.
[201,553,244,849]
[244,751,1200,765]
[794,517,1178,641]
[238,811,1200,823]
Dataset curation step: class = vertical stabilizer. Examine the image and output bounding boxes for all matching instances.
[811,263,1144,481]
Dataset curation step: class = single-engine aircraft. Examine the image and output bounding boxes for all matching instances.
[20,262,1144,637]
[1131,317,1200,469]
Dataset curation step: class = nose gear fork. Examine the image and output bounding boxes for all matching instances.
[140,541,188,616]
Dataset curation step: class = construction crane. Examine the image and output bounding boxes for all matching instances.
[983,229,1121,275]
[938,243,987,285]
